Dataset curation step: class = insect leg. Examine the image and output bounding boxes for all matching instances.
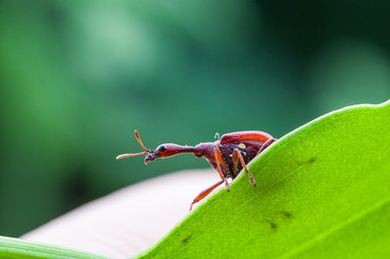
[232,148,256,186]
[189,180,224,211]
[213,147,230,190]
[256,137,277,155]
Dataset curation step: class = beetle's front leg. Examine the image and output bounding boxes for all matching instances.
[232,148,256,186]
[189,180,224,211]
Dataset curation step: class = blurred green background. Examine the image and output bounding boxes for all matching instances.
[0,0,389,236]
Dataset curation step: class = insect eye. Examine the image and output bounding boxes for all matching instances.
[158,145,167,152]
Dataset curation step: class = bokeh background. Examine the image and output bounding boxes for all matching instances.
[1,0,389,236]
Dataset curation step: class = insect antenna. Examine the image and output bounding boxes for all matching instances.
[115,129,150,160]
[134,129,150,152]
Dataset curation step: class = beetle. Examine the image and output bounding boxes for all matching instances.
[116,130,276,211]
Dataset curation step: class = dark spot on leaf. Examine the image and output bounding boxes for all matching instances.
[182,235,192,244]
[306,157,317,164]
[280,211,293,218]
[264,219,277,230]
[269,221,277,229]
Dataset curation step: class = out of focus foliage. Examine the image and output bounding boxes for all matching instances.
[0,0,389,236]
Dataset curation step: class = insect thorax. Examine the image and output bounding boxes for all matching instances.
[219,143,259,179]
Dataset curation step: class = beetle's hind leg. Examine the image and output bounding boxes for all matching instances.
[190,180,224,211]
[232,148,256,186]
[256,137,277,155]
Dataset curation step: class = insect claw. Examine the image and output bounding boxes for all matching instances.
[189,202,195,212]
[248,174,256,186]
[224,181,230,191]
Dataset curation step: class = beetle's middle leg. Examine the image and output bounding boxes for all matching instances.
[232,148,256,186]
[213,147,230,190]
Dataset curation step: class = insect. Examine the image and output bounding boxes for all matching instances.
[116,130,276,211]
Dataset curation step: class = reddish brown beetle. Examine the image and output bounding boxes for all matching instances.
[116,130,276,211]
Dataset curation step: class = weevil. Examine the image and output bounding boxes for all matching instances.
[116,130,276,211]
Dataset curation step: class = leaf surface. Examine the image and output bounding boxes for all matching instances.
[140,100,390,258]
[0,236,103,259]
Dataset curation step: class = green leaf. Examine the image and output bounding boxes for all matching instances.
[0,236,104,259]
[140,100,390,258]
